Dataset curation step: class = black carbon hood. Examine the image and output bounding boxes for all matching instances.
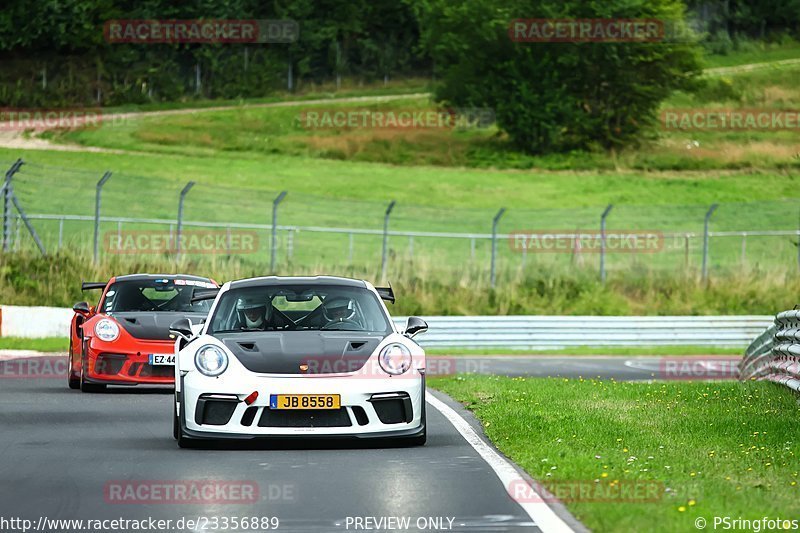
[113,312,207,341]
[214,331,386,374]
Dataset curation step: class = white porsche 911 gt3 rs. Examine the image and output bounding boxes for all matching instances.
[170,276,428,448]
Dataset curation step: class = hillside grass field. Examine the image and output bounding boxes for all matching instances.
[2,44,800,313]
[41,42,800,172]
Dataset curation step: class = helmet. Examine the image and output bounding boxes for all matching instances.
[322,296,356,322]
[236,298,269,329]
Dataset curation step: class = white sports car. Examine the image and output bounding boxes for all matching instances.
[170,276,428,448]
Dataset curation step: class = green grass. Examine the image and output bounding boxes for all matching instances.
[702,40,800,69]
[3,44,800,311]
[0,337,68,352]
[428,346,745,356]
[98,78,431,114]
[6,145,800,210]
[7,140,800,280]
[2,251,799,316]
[431,375,800,532]
[36,45,800,173]
[16,59,800,278]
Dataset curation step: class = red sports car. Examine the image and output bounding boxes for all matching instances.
[68,274,218,392]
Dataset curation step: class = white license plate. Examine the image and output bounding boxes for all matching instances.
[148,354,175,365]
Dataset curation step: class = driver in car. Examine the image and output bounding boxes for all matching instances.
[322,297,360,328]
[236,298,279,331]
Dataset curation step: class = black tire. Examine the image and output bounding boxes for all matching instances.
[67,352,80,390]
[79,350,106,393]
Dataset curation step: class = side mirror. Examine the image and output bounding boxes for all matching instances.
[403,316,428,339]
[169,318,193,341]
[73,301,91,315]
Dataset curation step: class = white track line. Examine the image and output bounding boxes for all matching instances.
[426,394,575,533]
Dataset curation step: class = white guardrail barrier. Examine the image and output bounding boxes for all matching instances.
[741,310,800,392]
[392,316,772,349]
[0,306,771,349]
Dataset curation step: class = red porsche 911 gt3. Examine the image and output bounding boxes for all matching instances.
[68,274,217,392]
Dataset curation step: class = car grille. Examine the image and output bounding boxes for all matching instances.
[95,354,126,375]
[257,408,352,428]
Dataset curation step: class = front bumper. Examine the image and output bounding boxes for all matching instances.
[85,345,175,385]
[179,371,425,439]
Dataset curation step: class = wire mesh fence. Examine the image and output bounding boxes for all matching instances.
[3,158,800,283]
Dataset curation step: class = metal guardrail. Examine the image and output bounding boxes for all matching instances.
[740,310,800,392]
[393,315,773,350]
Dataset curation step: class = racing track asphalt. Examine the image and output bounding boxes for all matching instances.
[0,367,582,533]
[1,354,736,532]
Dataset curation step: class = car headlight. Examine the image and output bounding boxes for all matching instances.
[95,319,120,342]
[195,345,228,377]
[379,343,412,375]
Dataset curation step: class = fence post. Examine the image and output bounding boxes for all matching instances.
[58,217,64,250]
[3,159,24,252]
[490,207,506,288]
[271,191,287,273]
[381,200,396,282]
[684,234,690,268]
[176,181,195,262]
[741,232,747,266]
[600,204,614,283]
[702,203,719,280]
[93,171,112,263]
[349,233,354,264]
[10,194,46,255]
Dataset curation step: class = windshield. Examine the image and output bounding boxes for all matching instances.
[100,278,215,314]
[208,284,391,334]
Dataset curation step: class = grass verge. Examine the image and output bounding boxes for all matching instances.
[0,337,68,352]
[431,375,800,532]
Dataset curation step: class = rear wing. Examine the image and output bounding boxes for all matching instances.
[81,281,107,291]
[376,286,395,304]
[191,287,220,304]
